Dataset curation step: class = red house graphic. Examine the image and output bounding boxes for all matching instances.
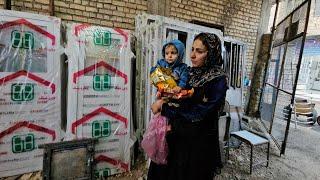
[0,18,56,46]
[0,70,56,94]
[0,121,56,141]
[71,106,128,134]
[95,154,129,171]
[74,23,128,43]
[73,61,128,85]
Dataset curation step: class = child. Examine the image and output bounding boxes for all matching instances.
[150,39,190,132]
[150,39,189,96]
[141,40,190,163]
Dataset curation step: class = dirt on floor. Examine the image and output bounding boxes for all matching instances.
[2,122,320,180]
[108,122,320,180]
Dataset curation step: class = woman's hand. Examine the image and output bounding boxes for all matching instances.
[151,99,164,114]
[172,86,182,94]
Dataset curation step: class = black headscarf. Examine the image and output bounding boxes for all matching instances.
[188,33,226,87]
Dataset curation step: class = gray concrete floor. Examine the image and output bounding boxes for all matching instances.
[216,122,320,180]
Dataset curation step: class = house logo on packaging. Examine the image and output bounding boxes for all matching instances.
[73,61,128,91]
[12,133,35,153]
[94,168,111,178]
[0,70,56,102]
[93,74,111,91]
[94,30,111,46]
[74,24,128,45]
[0,121,56,154]
[92,120,111,138]
[11,83,35,102]
[11,30,34,49]
[0,18,56,46]
[71,107,128,136]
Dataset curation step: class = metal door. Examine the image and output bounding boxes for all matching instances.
[259,0,312,154]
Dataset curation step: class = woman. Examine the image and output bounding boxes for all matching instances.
[148,32,228,180]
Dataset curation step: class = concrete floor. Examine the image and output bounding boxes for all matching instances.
[216,121,320,180]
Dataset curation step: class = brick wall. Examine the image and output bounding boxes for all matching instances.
[10,0,51,15]
[2,0,148,30]
[0,0,263,73]
[169,0,263,76]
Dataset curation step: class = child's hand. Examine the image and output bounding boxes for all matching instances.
[154,112,161,117]
[172,88,194,99]
[156,91,162,99]
[151,99,164,114]
[172,86,182,94]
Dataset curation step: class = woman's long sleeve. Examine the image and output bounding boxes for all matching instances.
[162,76,228,122]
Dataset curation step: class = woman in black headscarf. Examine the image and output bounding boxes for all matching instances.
[148,32,228,180]
[148,33,228,180]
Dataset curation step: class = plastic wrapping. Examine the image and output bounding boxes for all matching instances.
[0,10,61,177]
[141,115,168,165]
[65,23,133,177]
[150,67,194,100]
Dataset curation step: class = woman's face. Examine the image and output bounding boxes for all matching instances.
[190,39,208,67]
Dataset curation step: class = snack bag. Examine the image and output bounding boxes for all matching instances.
[150,67,193,98]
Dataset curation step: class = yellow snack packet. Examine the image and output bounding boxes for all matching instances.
[150,67,177,93]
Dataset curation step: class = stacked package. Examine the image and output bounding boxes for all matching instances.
[66,23,133,178]
[0,10,61,177]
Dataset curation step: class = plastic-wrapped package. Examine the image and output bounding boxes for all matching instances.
[0,10,61,177]
[150,66,194,99]
[65,23,133,178]
[141,114,168,165]
[150,67,177,93]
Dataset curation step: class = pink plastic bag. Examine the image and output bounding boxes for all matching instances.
[141,114,168,164]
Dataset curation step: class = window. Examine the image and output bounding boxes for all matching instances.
[94,168,111,178]
[93,75,111,91]
[11,83,34,101]
[102,168,111,177]
[12,134,35,153]
[12,30,21,48]
[94,31,111,46]
[224,42,244,88]
[24,32,34,49]
[11,30,34,49]
[92,120,111,138]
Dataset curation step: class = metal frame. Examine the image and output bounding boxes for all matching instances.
[224,36,247,107]
[39,138,97,180]
[49,0,54,16]
[259,0,312,155]
[4,0,11,10]
[227,131,270,174]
